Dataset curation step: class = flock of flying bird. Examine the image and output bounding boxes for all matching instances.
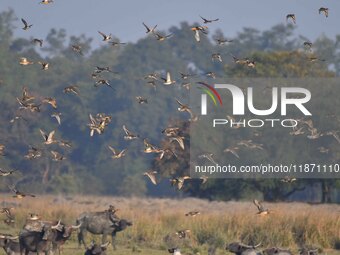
[0,1,338,254]
[1,2,339,201]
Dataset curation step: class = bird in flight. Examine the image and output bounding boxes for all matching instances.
[191,26,208,33]
[170,176,191,190]
[0,169,17,177]
[289,127,304,136]
[9,186,36,199]
[51,112,61,125]
[136,96,148,104]
[63,85,79,96]
[199,15,219,23]
[21,18,33,30]
[181,82,191,90]
[88,114,112,137]
[185,211,200,217]
[179,72,196,80]
[143,139,167,159]
[309,56,326,62]
[51,150,66,161]
[98,31,112,42]
[123,125,139,140]
[319,7,329,18]
[318,147,329,154]
[110,41,126,47]
[223,146,240,159]
[39,0,53,4]
[143,170,158,185]
[303,41,313,51]
[108,146,127,159]
[176,99,197,122]
[38,62,49,70]
[43,97,57,109]
[215,38,233,45]
[32,38,43,47]
[191,26,208,42]
[0,207,14,219]
[20,58,34,66]
[71,44,83,56]
[198,153,218,165]
[146,80,157,90]
[280,176,297,183]
[94,79,114,90]
[58,140,72,148]
[162,72,176,85]
[323,130,340,144]
[142,22,157,34]
[286,14,296,24]
[0,144,6,156]
[144,73,159,80]
[24,146,42,160]
[154,32,172,41]
[169,136,185,150]
[205,71,216,79]
[39,129,57,145]
[237,140,264,150]
[162,127,180,137]
[95,66,117,74]
[212,53,222,62]
[10,115,27,124]
[253,199,271,216]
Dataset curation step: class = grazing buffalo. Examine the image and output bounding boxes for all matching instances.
[84,242,109,255]
[19,220,80,255]
[263,247,292,255]
[227,242,262,255]
[0,234,20,255]
[76,211,132,249]
[49,221,81,254]
[299,248,318,255]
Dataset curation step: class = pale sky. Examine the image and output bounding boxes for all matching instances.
[1,0,339,48]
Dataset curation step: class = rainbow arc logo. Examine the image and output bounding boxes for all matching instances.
[197,82,223,108]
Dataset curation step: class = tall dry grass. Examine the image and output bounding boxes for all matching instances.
[0,195,340,254]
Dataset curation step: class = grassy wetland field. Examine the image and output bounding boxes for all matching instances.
[0,195,340,254]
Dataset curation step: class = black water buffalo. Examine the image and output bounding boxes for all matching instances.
[76,211,132,249]
[50,221,81,254]
[84,242,109,255]
[19,220,80,255]
[263,247,292,255]
[299,248,318,255]
[0,234,20,255]
[227,242,262,255]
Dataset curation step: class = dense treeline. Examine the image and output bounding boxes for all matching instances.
[0,9,339,202]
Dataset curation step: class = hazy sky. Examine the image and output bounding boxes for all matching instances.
[1,0,339,48]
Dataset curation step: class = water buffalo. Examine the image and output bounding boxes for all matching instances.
[19,220,80,255]
[76,211,132,249]
[227,242,262,255]
[0,234,20,255]
[299,248,318,255]
[263,247,292,255]
[84,242,109,255]
[49,221,81,254]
